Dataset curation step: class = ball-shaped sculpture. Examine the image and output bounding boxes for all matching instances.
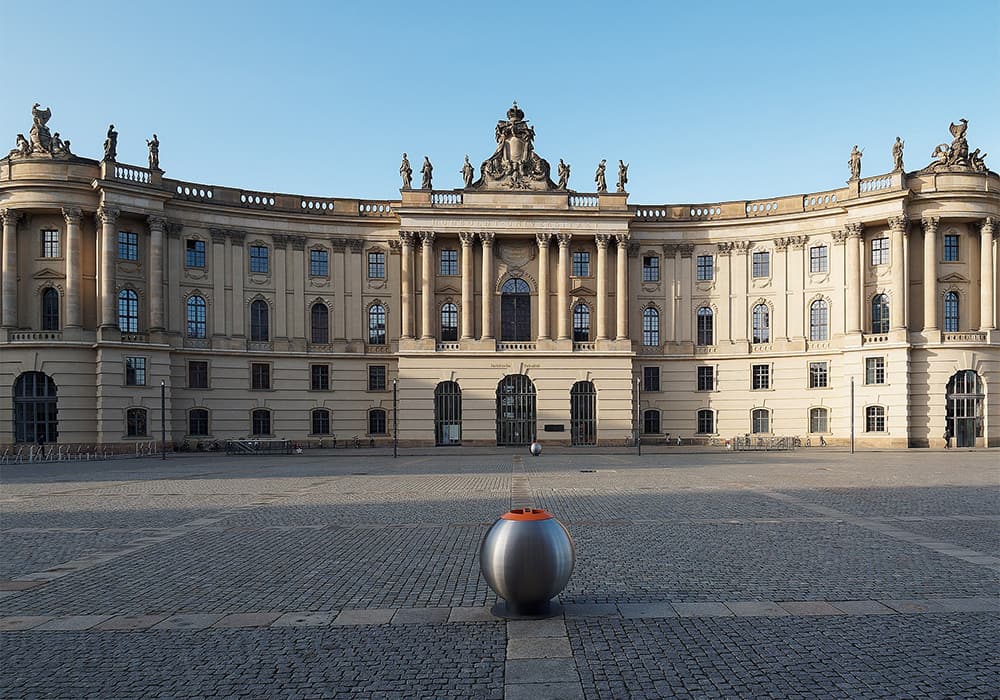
[480,508,575,617]
[529,442,542,456]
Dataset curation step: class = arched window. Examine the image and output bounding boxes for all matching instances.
[642,409,660,434]
[368,408,387,435]
[311,302,329,344]
[500,278,530,341]
[642,307,659,346]
[809,299,829,341]
[440,303,458,342]
[368,304,386,345]
[865,405,885,432]
[13,372,58,444]
[573,303,590,342]
[126,408,148,437]
[435,381,462,445]
[946,370,984,447]
[186,295,207,338]
[809,407,829,433]
[871,294,889,334]
[188,408,209,436]
[250,299,269,341]
[570,381,597,445]
[251,409,271,436]
[697,307,713,346]
[944,292,959,332]
[41,287,60,330]
[118,289,139,333]
[697,409,715,434]
[751,408,770,434]
[311,408,331,435]
[752,304,769,344]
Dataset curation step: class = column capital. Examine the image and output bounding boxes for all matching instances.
[832,231,849,245]
[420,230,436,246]
[715,242,731,256]
[677,243,694,259]
[346,238,364,253]
[614,232,630,246]
[147,215,167,233]
[982,216,997,236]
[790,235,809,249]
[288,235,306,251]
[400,231,418,246]
[1,208,22,226]
[921,216,939,233]
[272,234,289,250]
[733,240,752,255]
[844,222,864,238]
[209,228,227,245]
[594,233,610,249]
[556,232,572,248]
[96,206,120,226]
[329,237,347,251]
[536,231,553,247]
[478,231,495,247]
[226,228,244,245]
[775,237,791,250]
[628,242,641,257]
[458,231,476,246]
[887,216,908,234]
[62,207,82,225]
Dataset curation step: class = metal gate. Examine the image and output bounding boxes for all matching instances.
[570,381,597,445]
[946,370,984,447]
[13,372,58,444]
[435,381,462,446]
[496,374,536,446]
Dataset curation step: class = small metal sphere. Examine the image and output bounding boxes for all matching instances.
[480,508,575,617]
[529,442,542,456]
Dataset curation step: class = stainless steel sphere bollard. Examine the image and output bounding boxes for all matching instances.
[529,442,542,456]
[480,508,575,618]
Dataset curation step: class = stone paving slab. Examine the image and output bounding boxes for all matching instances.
[829,599,897,615]
[94,614,169,630]
[505,682,586,700]
[617,602,678,618]
[270,611,338,627]
[448,606,498,622]
[507,617,567,637]
[672,602,734,617]
[332,608,395,625]
[725,600,790,616]
[507,636,573,659]
[151,613,224,630]
[391,606,451,624]
[506,658,580,684]
[0,615,51,631]
[212,611,283,628]
[34,614,111,631]
[776,601,845,616]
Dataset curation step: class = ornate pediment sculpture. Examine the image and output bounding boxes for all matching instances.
[7,104,75,160]
[469,102,559,191]
[918,119,994,175]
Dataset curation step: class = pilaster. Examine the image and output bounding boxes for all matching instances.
[556,232,571,340]
[62,208,83,330]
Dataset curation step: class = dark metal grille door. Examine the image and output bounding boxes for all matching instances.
[500,279,531,341]
[496,374,536,446]
[946,370,984,447]
[434,381,462,446]
[570,381,597,445]
[13,372,58,444]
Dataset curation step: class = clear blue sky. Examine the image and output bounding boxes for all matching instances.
[3,0,997,204]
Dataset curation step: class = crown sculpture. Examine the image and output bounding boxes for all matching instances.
[7,104,75,159]
[918,119,992,175]
[469,102,559,191]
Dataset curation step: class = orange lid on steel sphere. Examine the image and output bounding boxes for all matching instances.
[501,508,553,521]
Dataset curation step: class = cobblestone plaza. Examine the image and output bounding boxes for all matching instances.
[1,448,997,698]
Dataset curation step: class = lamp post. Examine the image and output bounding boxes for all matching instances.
[850,377,855,455]
[160,379,166,460]
[635,376,641,456]
[392,378,398,459]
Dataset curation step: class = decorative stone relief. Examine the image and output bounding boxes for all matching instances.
[498,241,536,266]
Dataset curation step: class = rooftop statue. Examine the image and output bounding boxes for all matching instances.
[461,155,474,188]
[557,159,570,190]
[848,145,862,180]
[421,156,433,190]
[399,153,412,189]
[919,119,993,175]
[892,137,904,172]
[147,134,160,170]
[7,104,75,159]
[103,124,118,162]
[616,159,628,193]
[595,159,607,192]
[469,102,558,191]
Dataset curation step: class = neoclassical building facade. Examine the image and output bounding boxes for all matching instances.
[1,105,997,448]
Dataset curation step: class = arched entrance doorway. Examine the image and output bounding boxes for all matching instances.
[946,370,984,447]
[570,381,597,445]
[500,278,531,341]
[13,372,58,444]
[434,381,462,446]
[496,374,536,446]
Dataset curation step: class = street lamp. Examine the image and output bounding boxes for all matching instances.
[160,379,166,460]
[392,378,398,459]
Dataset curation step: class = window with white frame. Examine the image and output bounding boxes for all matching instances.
[865,405,886,432]
[752,251,770,278]
[642,255,659,282]
[809,407,829,433]
[751,408,770,434]
[751,364,770,390]
[809,245,828,273]
[871,237,889,265]
[696,255,714,281]
[809,299,829,341]
[809,361,828,388]
[41,230,60,258]
[865,357,885,385]
[697,409,715,434]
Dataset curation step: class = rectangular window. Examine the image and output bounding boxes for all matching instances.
[310,364,330,391]
[249,245,269,273]
[697,366,715,391]
[311,410,331,435]
[752,251,770,278]
[643,410,660,435]
[440,249,458,276]
[697,410,715,435]
[871,237,889,265]
[188,409,209,436]
[369,409,387,435]
[696,255,714,281]
[310,249,329,277]
[642,256,659,282]
[752,364,770,390]
[865,357,885,385]
[125,357,146,386]
[943,234,959,262]
[251,362,271,390]
[809,361,828,388]
[809,245,828,273]
[368,251,385,278]
[865,406,886,432]
[368,365,386,391]
[188,361,209,389]
[42,230,60,258]
[118,231,139,261]
[185,239,206,268]
[572,251,590,277]
[642,366,660,392]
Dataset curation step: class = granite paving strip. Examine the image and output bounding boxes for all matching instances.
[391,607,451,624]
[332,608,395,625]
[507,658,580,684]
[94,614,169,630]
[151,613,224,630]
[672,601,734,617]
[507,636,573,659]
[449,606,499,622]
[212,612,283,628]
[756,488,1000,572]
[508,617,567,637]
[0,615,52,631]
[776,601,845,616]
[882,598,954,614]
[829,600,897,615]
[617,602,677,619]
[270,611,337,627]
[504,615,585,700]
[34,615,112,631]
[725,600,790,617]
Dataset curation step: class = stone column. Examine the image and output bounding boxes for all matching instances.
[210,229,226,337]
[230,231,245,337]
[420,231,435,338]
[536,232,552,340]
[289,236,306,340]
[459,232,475,340]
[845,223,863,333]
[615,233,629,340]
[889,216,907,331]
[479,232,495,339]
[556,233,571,340]
[678,244,693,342]
[62,208,83,329]
[596,234,610,340]
[981,217,997,331]
[1,208,20,328]
[831,232,848,337]
[146,217,166,332]
[732,241,750,341]
[922,217,938,331]
[788,236,808,340]
[223,232,233,337]
[273,235,288,340]
[399,232,415,338]
[716,243,732,344]
[346,239,363,342]
[97,206,120,329]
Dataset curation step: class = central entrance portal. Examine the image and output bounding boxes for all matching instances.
[496,374,536,446]
[500,278,531,341]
